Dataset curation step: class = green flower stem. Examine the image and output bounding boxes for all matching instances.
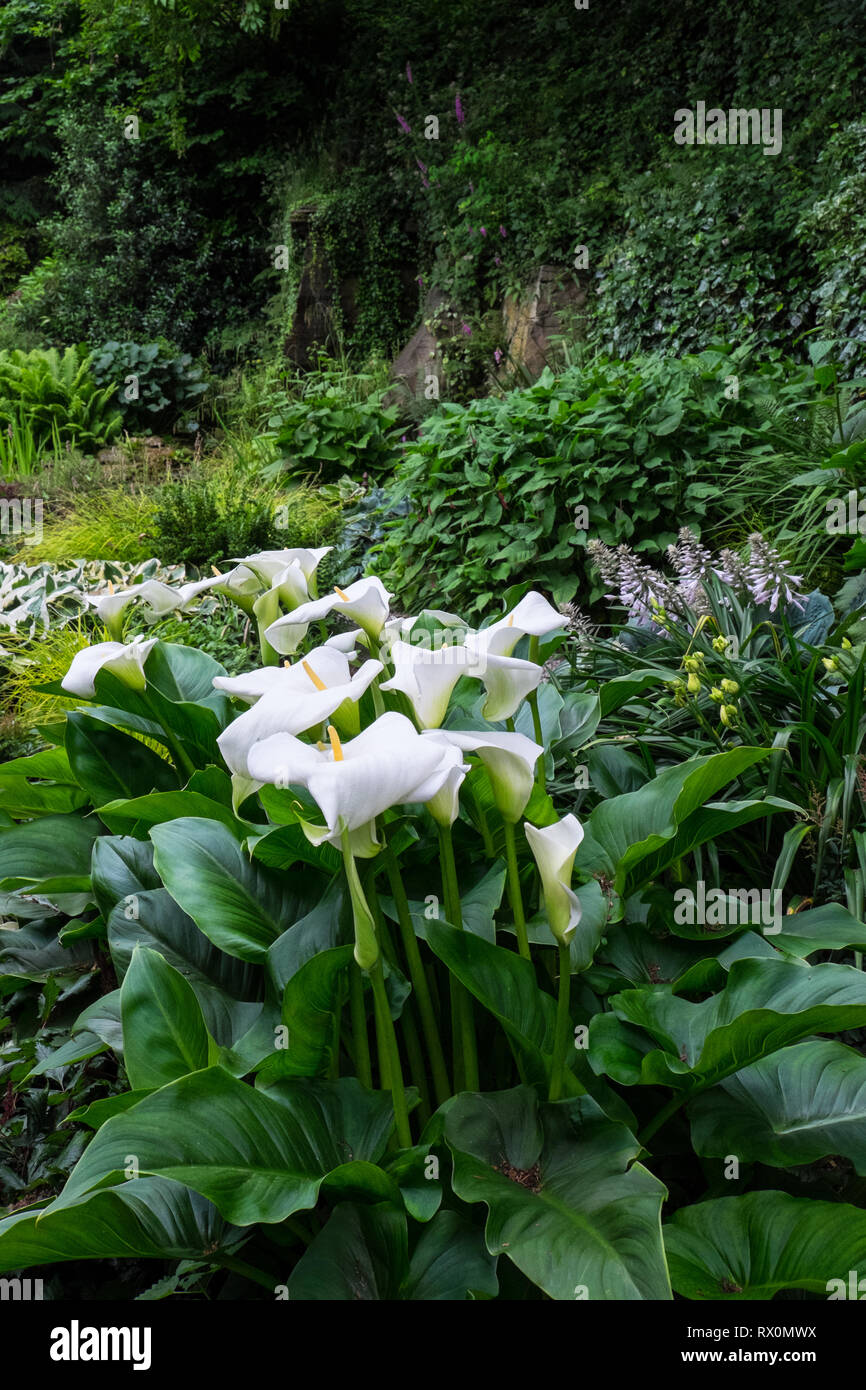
[637,1091,690,1149]
[467,784,495,857]
[218,1254,280,1291]
[381,843,451,1105]
[436,822,480,1092]
[502,819,531,960]
[527,635,546,797]
[366,859,433,1123]
[369,957,413,1149]
[548,943,572,1102]
[349,962,372,1089]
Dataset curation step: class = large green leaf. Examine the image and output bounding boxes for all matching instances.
[151,817,324,961]
[0,1178,244,1273]
[0,815,101,914]
[90,834,161,921]
[98,788,250,839]
[92,643,232,767]
[107,887,261,1046]
[574,748,777,894]
[665,1192,866,1299]
[445,1086,670,1300]
[287,1204,498,1300]
[689,1039,866,1173]
[0,745,88,818]
[771,903,866,958]
[257,944,353,1082]
[51,1070,396,1225]
[594,956,866,1093]
[120,945,210,1089]
[65,711,178,806]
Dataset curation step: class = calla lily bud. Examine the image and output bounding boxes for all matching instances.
[61,638,158,699]
[523,814,584,946]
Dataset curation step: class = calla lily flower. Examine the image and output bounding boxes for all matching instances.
[380,639,542,726]
[424,728,543,822]
[213,646,351,705]
[247,711,460,851]
[426,754,471,827]
[216,655,383,783]
[265,576,393,654]
[470,590,564,657]
[524,813,584,946]
[61,638,158,698]
[380,639,480,728]
[88,579,212,640]
[232,548,331,586]
[207,564,269,616]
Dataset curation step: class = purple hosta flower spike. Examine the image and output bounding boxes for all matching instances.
[396,112,411,134]
[406,62,413,84]
[455,93,465,125]
[744,533,806,614]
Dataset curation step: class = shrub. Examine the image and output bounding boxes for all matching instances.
[798,120,866,376]
[153,461,340,570]
[0,346,122,453]
[89,341,209,436]
[374,350,814,619]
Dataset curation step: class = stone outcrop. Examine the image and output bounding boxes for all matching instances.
[501,266,587,379]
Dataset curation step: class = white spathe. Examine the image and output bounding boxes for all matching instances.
[232,547,332,584]
[247,710,458,847]
[61,638,158,699]
[523,813,584,946]
[265,576,393,654]
[212,645,352,704]
[216,657,383,779]
[469,590,564,657]
[379,639,479,729]
[424,728,543,823]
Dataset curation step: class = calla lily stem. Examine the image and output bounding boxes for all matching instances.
[368,958,413,1149]
[548,943,572,1101]
[436,823,480,1091]
[349,964,372,1089]
[381,841,451,1105]
[502,820,531,959]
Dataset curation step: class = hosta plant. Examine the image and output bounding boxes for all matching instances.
[0,556,865,1301]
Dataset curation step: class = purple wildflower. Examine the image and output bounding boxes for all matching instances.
[494,255,502,266]
[480,226,487,237]
[461,323,472,336]
[416,157,428,174]
[499,224,506,237]
[396,112,411,134]
[494,348,503,365]
[455,93,465,125]
[406,62,413,84]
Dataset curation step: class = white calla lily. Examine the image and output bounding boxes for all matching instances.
[265,576,393,654]
[232,547,332,585]
[212,646,350,704]
[247,710,459,850]
[216,656,383,783]
[523,814,584,946]
[470,590,564,657]
[424,728,543,822]
[426,754,471,827]
[477,651,543,720]
[61,638,158,698]
[380,639,479,729]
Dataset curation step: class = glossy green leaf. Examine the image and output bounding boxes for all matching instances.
[120,945,210,1089]
[65,710,178,806]
[445,1086,670,1300]
[690,1040,866,1173]
[665,1192,866,1299]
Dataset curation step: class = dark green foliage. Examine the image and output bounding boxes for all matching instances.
[90,342,209,435]
[375,350,812,617]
